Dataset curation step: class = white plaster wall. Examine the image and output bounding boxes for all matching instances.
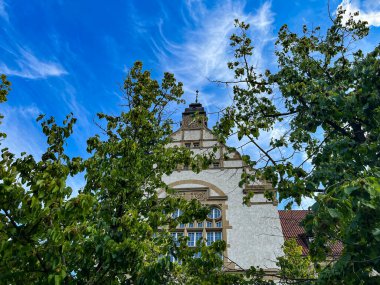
[202,141,218,147]
[171,131,182,141]
[184,130,201,140]
[163,168,284,270]
[172,183,206,189]
[203,129,215,140]
[223,160,244,168]
[169,142,181,147]
[251,193,271,203]
[190,148,217,156]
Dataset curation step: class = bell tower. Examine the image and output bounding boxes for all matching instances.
[181,90,207,129]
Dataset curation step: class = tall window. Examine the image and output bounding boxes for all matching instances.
[187,232,203,247]
[171,232,183,246]
[171,206,223,246]
[172,209,182,218]
[206,231,222,246]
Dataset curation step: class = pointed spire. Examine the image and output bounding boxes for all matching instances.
[195,90,199,103]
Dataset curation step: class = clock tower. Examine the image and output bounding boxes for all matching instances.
[180,101,207,129]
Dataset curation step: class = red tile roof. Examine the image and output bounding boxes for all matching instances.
[278,210,342,257]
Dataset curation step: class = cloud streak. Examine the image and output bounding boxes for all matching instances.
[0,0,8,21]
[338,0,380,27]
[0,47,67,79]
[1,104,46,158]
[152,0,275,105]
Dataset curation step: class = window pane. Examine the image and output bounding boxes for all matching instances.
[188,232,195,247]
[172,232,183,246]
[214,208,221,219]
[170,254,182,264]
[206,221,213,228]
[206,232,213,246]
[207,207,221,219]
[206,232,222,246]
[195,232,203,243]
[216,221,222,227]
[172,209,182,218]
[170,255,176,262]
[194,251,202,258]
[197,222,203,228]
[188,222,194,228]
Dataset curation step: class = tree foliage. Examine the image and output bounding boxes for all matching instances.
[276,239,315,284]
[0,74,11,140]
[1,7,380,284]
[305,175,380,284]
[0,64,238,284]
[215,8,380,284]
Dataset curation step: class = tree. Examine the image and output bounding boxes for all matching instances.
[0,64,237,284]
[276,239,315,284]
[305,175,380,284]
[215,8,380,284]
[0,74,11,140]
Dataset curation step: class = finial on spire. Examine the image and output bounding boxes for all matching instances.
[195,90,199,103]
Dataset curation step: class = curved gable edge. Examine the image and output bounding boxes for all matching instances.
[158,180,228,200]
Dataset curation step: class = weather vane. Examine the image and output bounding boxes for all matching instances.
[195,90,199,103]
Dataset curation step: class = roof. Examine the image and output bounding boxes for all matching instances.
[278,210,343,257]
[182,102,206,115]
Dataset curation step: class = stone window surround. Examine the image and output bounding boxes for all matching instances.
[163,180,233,267]
[173,204,223,245]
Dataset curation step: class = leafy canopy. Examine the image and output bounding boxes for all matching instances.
[215,8,380,284]
[276,239,315,283]
[0,63,235,284]
[217,9,380,203]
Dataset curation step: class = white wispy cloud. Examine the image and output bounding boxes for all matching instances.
[0,4,67,79]
[1,105,46,158]
[152,0,275,105]
[0,0,9,21]
[338,0,380,26]
[0,47,67,79]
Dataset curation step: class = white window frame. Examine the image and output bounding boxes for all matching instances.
[206,231,222,246]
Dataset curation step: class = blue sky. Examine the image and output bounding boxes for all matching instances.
[1,0,379,207]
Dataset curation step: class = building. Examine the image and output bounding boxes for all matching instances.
[160,101,284,272]
[279,210,342,258]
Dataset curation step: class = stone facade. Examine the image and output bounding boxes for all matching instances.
[161,102,284,271]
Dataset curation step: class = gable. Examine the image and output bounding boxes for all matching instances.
[169,127,243,167]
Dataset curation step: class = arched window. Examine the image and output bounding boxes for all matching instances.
[172,205,223,249]
[164,184,229,263]
[207,207,221,219]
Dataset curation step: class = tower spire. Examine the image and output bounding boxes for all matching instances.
[181,91,207,129]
